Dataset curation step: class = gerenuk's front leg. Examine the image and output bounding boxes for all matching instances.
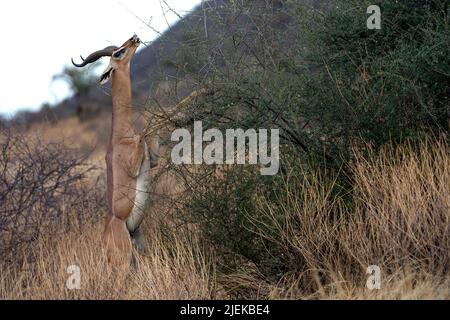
[117,134,145,178]
[145,134,160,168]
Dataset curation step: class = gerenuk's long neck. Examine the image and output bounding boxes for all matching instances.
[111,67,134,139]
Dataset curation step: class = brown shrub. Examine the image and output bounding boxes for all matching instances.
[0,129,104,262]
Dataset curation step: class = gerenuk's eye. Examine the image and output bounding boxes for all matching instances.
[113,48,126,59]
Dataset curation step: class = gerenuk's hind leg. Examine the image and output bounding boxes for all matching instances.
[103,215,132,269]
[130,227,145,254]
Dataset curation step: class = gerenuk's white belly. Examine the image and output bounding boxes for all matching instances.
[126,141,151,233]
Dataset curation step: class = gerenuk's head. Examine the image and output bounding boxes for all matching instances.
[71,34,141,85]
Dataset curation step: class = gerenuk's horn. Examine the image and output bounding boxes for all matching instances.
[71,45,118,67]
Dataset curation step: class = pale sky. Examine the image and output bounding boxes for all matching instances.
[0,0,201,117]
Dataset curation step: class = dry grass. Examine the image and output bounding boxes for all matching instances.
[0,118,217,300]
[0,121,448,299]
[265,272,450,300]
[239,136,450,299]
[0,223,218,300]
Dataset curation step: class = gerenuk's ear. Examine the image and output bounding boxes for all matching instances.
[99,65,114,85]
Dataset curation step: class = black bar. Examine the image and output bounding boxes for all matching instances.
[0,300,442,319]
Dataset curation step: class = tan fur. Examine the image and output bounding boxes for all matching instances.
[103,215,132,270]
[102,36,147,266]
[73,35,163,267]
[76,36,212,267]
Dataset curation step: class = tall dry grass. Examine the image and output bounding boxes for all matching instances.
[0,126,217,300]
[238,136,449,299]
[0,134,448,299]
[0,223,217,299]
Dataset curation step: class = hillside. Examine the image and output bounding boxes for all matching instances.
[9,0,304,126]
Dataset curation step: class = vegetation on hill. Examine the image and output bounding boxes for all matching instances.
[159,0,449,297]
